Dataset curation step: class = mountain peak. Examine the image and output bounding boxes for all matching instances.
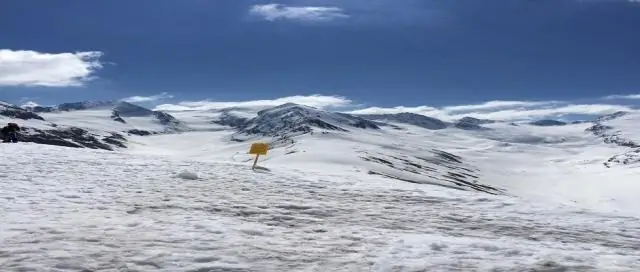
[1,100,46,121]
[113,101,153,117]
[28,100,117,113]
[238,103,379,138]
[454,117,495,130]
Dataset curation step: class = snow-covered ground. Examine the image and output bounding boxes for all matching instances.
[2,143,640,271]
[2,102,640,271]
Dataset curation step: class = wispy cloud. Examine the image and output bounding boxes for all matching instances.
[154,94,352,111]
[450,104,634,121]
[603,94,640,100]
[348,100,636,121]
[0,49,104,87]
[249,4,349,22]
[442,100,559,112]
[122,92,174,103]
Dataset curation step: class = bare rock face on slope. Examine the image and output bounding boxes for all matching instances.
[2,101,127,150]
[234,103,380,139]
[19,126,127,150]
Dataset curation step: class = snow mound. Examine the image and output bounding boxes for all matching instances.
[177,169,199,180]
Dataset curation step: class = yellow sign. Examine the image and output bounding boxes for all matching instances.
[249,142,269,155]
[249,142,269,170]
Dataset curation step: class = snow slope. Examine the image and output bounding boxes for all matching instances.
[2,143,640,271]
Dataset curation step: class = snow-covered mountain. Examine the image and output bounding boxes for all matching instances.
[230,103,380,139]
[28,100,116,113]
[27,100,188,137]
[1,102,127,150]
[357,112,448,130]
[1,101,45,121]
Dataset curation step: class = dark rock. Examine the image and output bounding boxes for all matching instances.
[110,111,126,123]
[529,119,567,126]
[211,112,249,129]
[127,129,152,136]
[18,127,126,150]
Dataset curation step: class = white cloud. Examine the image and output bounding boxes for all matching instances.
[20,101,39,108]
[347,101,636,121]
[603,94,640,100]
[122,92,174,103]
[249,4,348,22]
[154,94,352,112]
[349,105,443,116]
[449,104,634,121]
[442,100,558,112]
[0,49,104,87]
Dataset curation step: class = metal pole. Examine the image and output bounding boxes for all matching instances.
[252,154,260,170]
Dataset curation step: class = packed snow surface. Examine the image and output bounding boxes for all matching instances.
[2,143,640,271]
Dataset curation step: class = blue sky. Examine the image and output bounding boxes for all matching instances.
[1,0,639,121]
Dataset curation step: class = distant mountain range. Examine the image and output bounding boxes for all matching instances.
[3,99,636,169]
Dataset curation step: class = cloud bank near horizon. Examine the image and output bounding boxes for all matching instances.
[153,94,638,121]
[0,49,104,87]
[154,94,353,112]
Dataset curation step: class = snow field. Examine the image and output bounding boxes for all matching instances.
[2,143,640,271]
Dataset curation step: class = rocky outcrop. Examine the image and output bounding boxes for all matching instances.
[586,122,639,148]
[110,111,126,123]
[127,129,153,136]
[529,119,567,127]
[604,149,640,168]
[587,112,640,167]
[454,117,494,130]
[18,127,127,151]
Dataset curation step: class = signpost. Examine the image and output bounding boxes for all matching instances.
[249,142,269,170]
